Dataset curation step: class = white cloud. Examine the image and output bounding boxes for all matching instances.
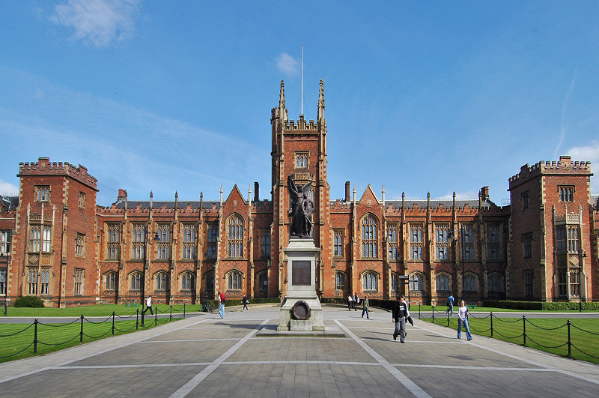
[0,179,18,195]
[49,0,142,47]
[566,141,599,194]
[435,191,480,200]
[276,53,299,76]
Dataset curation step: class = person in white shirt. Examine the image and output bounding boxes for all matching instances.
[143,296,154,315]
[457,300,472,341]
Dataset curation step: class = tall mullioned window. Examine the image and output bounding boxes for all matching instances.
[105,273,117,291]
[487,224,500,260]
[36,186,50,202]
[362,216,377,258]
[523,233,532,258]
[464,274,477,292]
[435,224,449,260]
[363,272,377,291]
[556,227,566,254]
[182,224,195,260]
[228,271,242,290]
[28,269,38,295]
[132,224,146,260]
[436,274,450,292]
[78,192,86,208]
[461,224,474,260]
[410,273,424,291]
[524,271,533,297]
[387,224,398,260]
[295,152,308,168]
[40,269,50,295]
[131,273,141,291]
[410,225,423,260]
[558,270,567,297]
[0,230,10,256]
[74,269,83,295]
[488,273,503,293]
[107,224,120,260]
[334,230,343,257]
[335,272,346,290]
[206,224,218,260]
[29,226,50,252]
[391,273,399,293]
[570,270,580,297]
[76,233,85,256]
[567,226,579,253]
[0,269,6,295]
[157,225,170,260]
[182,273,194,291]
[559,186,573,202]
[261,231,270,257]
[156,272,169,291]
[228,216,243,258]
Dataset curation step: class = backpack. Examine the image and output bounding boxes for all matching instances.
[221,293,226,303]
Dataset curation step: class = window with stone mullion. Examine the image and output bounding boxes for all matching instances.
[362,217,377,258]
[228,216,243,258]
[410,225,423,260]
[487,224,500,260]
[435,225,449,260]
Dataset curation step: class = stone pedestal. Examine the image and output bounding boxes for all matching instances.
[277,238,324,331]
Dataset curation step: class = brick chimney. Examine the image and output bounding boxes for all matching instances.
[480,186,489,200]
[254,182,259,202]
[345,181,350,202]
[117,189,127,201]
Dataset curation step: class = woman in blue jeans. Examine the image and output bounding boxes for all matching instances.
[457,300,473,341]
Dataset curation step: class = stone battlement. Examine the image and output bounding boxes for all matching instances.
[284,115,319,131]
[19,157,98,190]
[509,156,592,189]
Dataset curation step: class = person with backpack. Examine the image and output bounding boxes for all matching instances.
[242,295,249,311]
[446,293,454,316]
[361,295,370,319]
[218,291,226,319]
[392,295,409,343]
[457,300,472,341]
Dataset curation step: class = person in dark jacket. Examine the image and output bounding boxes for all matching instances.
[392,295,409,343]
[242,295,249,311]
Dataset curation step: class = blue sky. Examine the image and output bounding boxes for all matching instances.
[1,1,598,206]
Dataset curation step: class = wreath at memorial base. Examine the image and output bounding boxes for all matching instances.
[291,300,311,320]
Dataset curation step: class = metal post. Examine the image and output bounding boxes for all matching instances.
[155,310,157,326]
[447,310,450,327]
[432,306,435,323]
[4,298,6,316]
[112,311,115,335]
[579,300,582,313]
[184,303,186,319]
[80,314,84,343]
[34,319,38,354]
[490,312,493,338]
[522,315,526,346]
[418,303,421,319]
[136,308,139,330]
[567,320,571,357]
[170,305,172,322]
[141,303,145,327]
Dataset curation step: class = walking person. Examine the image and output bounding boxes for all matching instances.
[218,291,226,319]
[457,300,473,341]
[242,295,249,311]
[354,293,359,311]
[143,295,154,315]
[392,295,409,343]
[446,293,454,316]
[361,295,370,319]
[347,294,353,311]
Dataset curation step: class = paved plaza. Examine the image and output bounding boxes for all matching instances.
[1,306,598,397]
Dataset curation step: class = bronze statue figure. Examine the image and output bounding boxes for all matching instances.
[288,175,313,238]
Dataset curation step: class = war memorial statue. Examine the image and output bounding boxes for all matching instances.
[287,175,313,238]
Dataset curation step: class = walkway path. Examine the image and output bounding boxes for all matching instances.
[1,307,598,397]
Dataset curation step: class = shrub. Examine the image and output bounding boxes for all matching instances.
[483,300,599,311]
[14,296,45,308]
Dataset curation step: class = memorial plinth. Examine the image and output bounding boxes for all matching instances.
[277,238,324,331]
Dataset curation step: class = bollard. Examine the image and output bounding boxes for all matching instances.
[490,312,493,338]
[522,315,526,346]
[34,319,38,354]
[418,303,421,319]
[155,310,158,326]
[432,306,435,323]
[184,303,186,319]
[567,320,571,357]
[136,308,139,330]
[447,311,450,327]
[579,301,582,313]
[112,312,115,335]
[80,315,84,343]
[170,305,172,322]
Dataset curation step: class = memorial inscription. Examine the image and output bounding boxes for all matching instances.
[292,260,311,285]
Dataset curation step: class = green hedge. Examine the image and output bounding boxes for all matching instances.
[483,300,599,311]
[14,296,45,308]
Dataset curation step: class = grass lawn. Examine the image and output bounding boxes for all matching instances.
[411,304,599,313]
[2,303,203,317]
[0,314,185,363]
[420,314,599,364]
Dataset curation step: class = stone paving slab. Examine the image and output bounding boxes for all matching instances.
[0,366,205,398]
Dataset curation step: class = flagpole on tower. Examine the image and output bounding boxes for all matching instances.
[301,44,304,116]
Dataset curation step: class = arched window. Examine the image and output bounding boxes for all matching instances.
[464,273,477,292]
[156,272,170,291]
[410,273,424,291]
[362,272,377,291]
[488,273,503,293]
[105,273,117,291]
[205,271,215,295]
[130,272,141,291]
[335,272,346,290]
[257,271,268,291]
[228,215,244,258]
[181,273,194,291]
[228,271,243,290]
[362,216,377,258]
[436,274,450,292]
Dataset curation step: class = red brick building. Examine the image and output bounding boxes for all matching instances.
[0,80,597,307]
